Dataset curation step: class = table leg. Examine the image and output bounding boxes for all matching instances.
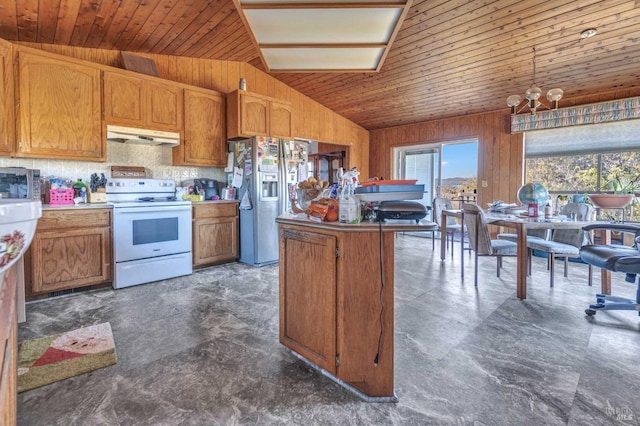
[440,211,447,261]
[515,223,527,300]
[599,229,612,295]
[460,211,465,277]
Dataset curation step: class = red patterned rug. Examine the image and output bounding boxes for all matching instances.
[17,322,117,392]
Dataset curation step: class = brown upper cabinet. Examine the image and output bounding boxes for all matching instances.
[227,90,292,139]
[103,71,183,132]
[173,87,226,167]
[0,39,14,156]
[16,50,105,161]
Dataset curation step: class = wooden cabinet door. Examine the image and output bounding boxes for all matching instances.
[103,71,144,125]
[193,216,238,266]
[240,93,268,136]
[104,72,182,131]
[30,227,112,294]
[279,227,337,373]
[17,51,104,161]
[270,100,292,139]
[0,40,14,156]
[174,88,226,166]
[147,80,182,131]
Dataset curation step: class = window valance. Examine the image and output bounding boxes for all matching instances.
[511,96,640,134]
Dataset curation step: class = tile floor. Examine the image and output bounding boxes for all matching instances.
[17,235,640,425]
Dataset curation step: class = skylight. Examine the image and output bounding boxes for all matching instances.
[233,0,413,73]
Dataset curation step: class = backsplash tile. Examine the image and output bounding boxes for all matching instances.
[0,143,227,186]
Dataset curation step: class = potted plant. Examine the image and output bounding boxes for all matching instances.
[589,174,639,209]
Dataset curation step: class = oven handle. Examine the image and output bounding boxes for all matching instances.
[114,205,192,214]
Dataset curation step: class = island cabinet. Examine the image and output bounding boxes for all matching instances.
[277,217,426,400]
[192,202,239,267]
[25,208,112,298]
[0,39,14,156]
[103,70,183,132]
[173,88,226,167]
[16,50,104,161]
[227,90,292,139]
[0,264,18,425]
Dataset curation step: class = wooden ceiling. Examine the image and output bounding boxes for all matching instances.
[2,0,640,130]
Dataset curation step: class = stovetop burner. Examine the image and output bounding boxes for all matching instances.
[106,178,191,207]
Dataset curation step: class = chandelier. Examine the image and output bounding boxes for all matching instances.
[507,47,563,115]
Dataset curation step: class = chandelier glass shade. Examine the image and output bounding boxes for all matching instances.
[508,48,563,115]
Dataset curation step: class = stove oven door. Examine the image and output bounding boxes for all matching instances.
[113,204,192,262]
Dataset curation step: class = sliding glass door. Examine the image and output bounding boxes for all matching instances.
[394,140,478,220]
[394,145,439,215]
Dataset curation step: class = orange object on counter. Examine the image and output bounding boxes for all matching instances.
[325,199,339,222]
[305,202,329,220]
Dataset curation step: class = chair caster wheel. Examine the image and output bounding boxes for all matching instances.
[585,309,597,316]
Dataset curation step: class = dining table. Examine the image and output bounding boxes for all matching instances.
[440,208,611,300]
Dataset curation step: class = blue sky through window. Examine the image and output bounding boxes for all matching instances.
[441,142,478,179]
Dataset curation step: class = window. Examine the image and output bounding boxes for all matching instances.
[524,121,640,221]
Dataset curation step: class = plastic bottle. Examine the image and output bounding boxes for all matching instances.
[339,182,361,224]
[73,179,86,199]
[544,202,553,218]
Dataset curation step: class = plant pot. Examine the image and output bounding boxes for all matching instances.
[588,194,635,209]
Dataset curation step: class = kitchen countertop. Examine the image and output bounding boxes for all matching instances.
[42,199,240,210]
[42,203,113,211]
[276,213,437,232]
[192,200,240,205]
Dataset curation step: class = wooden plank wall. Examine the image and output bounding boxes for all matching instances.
[369,87,640,209]
[13,42,370,179]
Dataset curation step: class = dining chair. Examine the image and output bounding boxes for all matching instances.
[526,203,594,287]
[461,203,518,286]
[433,197,464,254]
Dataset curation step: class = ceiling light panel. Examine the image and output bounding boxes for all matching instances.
[234,0,413,73]
[241,0,405,3]
[245,9,402,44]
[262,47,385,71]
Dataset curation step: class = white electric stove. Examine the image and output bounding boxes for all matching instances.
[106,178,192,289]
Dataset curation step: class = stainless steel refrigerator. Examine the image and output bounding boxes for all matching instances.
[231,136,309,266]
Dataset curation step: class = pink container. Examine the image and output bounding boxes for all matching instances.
[48,189,75,205]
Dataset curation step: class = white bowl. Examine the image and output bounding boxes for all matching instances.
[0,199,42,274]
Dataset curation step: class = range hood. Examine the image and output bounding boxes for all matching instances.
[106,125,180,147]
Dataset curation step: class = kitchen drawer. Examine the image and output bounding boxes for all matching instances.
[38,209,112,230]
[192,203,238,219]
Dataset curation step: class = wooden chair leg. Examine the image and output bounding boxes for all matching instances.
[549,253,555,287]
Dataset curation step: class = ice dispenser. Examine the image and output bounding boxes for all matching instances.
[260,173,278,199]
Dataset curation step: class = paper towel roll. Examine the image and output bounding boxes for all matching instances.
[224,152,234,173]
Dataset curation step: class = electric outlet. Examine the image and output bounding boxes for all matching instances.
[482,180,488,188]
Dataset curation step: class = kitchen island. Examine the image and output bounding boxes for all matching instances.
[276,214,436,401]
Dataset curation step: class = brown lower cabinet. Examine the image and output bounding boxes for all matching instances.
[25,208,112,298]
[277,218,400,399]
[0,264,18,425]
[192,202,239,267]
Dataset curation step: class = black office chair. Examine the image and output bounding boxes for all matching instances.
[579,223,640,316]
